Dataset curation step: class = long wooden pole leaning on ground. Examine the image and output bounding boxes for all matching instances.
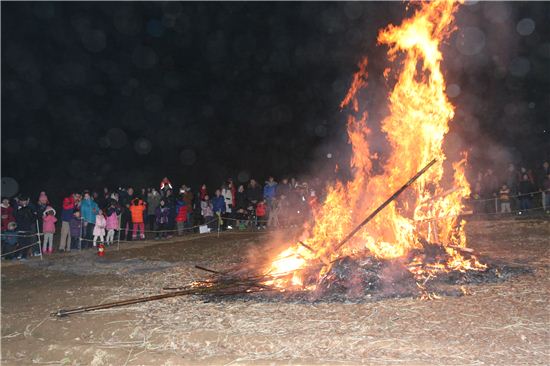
[331,158,438,254]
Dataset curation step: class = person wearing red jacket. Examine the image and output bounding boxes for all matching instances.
[1,198,15,232]
[255,200,267,230]
[175,196,189,235]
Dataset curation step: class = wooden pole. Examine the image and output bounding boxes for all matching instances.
[332,158,437,254]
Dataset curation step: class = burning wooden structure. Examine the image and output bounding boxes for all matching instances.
[53,1,524,317]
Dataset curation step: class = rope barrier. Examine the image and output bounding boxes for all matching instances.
[0,240,41,258]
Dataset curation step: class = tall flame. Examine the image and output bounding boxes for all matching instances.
[265,0,484,290]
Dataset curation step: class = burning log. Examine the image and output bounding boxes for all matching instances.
[332,158,438,254]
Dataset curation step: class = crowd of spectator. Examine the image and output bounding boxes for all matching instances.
[470,161,550,214]
[2,160,548,261]
[1,175,325,260]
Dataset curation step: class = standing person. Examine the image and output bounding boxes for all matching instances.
[59,195,75,252]
[80,191,99,248]
[277,178,291,199]
[499,184,511,214]
[255,200,267,229]
[42,207,57,254]
[105,200,121,246]
[14,197,37,260]
[160,177,173,196]
[200,194,214,227]
[263,176,278,209]
[212,189,226,229]
[93,209,106,247]
[245,179,262,207]
[175,196,188,235]
[221,182,234,227]
[119,187,135,241]
[155,199,170,240]
[69,211,82,250]
[199,184,208,201]
[1,198,15,232]
[268,197,281,228]
[182,186,194,228]
[36,191,49,235]
[130,197,146,240]
[165,189,176,238]
[518,174,536,214]
[234,185,248,229]
[147,188,160,232]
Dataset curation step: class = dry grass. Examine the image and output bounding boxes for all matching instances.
[1,219,549,365]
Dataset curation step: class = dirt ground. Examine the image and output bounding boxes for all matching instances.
[1,219,549,365]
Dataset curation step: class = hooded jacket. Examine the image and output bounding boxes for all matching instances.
[42,207,58,233]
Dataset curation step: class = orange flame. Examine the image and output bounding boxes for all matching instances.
[265,0,485,290]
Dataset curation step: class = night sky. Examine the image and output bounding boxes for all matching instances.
[2,2,549,201]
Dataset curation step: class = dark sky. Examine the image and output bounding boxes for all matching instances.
[2,1,549,200]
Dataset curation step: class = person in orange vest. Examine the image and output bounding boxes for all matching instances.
[130,197,146,240]
[255,200,267,230]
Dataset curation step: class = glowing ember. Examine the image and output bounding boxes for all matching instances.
[264,0,486,293]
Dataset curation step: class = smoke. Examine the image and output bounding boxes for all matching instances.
[441,2,549,177]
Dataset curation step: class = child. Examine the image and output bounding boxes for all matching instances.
[42,207,57,254]
[155,200,170,239]
[93,209,106,247]
[499,184,511,213]
[105,201,120,246]
[212,189,226,230]
[70,211,82,250]
[2,222,18,260]
[256,200,267,229]
[201,195,214,227]
[130,198,146,240]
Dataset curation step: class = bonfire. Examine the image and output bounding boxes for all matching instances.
[55,0,510,317]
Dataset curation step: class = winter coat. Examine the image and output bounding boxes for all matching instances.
[61,196,75,222]
[221,188,233,213]
[212,196,226,214]
[42,207,57,233]
[15,205,37,231]
[277,183,291,198]
[234,191,247,211]
[155,206,170,225]
[147,192,160,215]
[175,200,188,223]
[80,199,99,224]
[106,212,119,230]
[93,215,106,236]
[518,180,535,197]
[130,200,146,223]
[256,202,267,217]
[69,216,82,237]
[263,182,278,200]
[201,200,213,217]
[1,204,15,231]
[246,185,262,204]
[199,187,208,201]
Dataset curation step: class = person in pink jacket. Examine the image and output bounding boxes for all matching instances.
[93,209,106,247]
[42,206,57,254]
[105,204,120,246]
